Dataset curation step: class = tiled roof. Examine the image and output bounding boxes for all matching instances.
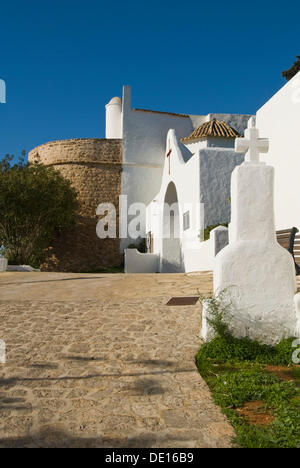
[282,56,300,81]
[181,119,240,142]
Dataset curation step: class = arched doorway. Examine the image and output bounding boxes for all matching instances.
[161,182,182,272]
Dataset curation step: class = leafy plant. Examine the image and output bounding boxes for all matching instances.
[0,154,78,267]
[201,288,234,341]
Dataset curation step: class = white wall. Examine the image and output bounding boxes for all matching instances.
[183,238,215,272]
[183,226,229,272]
[256,72,300,230]
[124,249,159,273]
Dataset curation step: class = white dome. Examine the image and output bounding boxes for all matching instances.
[105,96,122,138]
[106,96,122,106]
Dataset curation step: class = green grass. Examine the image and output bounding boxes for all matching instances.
[292,366,300,387]
[196,336,300,448]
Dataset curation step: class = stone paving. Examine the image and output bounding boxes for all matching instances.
[0,271,235,448]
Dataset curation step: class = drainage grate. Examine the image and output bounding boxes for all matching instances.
[166,296,200,306]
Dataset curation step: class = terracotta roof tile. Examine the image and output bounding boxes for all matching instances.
[181,119,240,142]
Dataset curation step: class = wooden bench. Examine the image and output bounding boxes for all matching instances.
[293,231,300,275]
[276,227,300,275]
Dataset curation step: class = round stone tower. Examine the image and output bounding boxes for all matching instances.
[28,138,123,272]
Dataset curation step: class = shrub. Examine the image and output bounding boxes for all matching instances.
[0,154,78,267]
[202,288,233,340]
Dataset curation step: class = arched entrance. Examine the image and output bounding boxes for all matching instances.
[161,182,182,272]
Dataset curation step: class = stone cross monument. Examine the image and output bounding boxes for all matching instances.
[235,117,269,163]
[203,118,298,345]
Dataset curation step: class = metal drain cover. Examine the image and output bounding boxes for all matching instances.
[166,296,199,306]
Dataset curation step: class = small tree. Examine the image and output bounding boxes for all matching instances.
[0,154,78,267]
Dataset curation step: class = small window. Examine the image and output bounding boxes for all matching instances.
[183,211,190,231]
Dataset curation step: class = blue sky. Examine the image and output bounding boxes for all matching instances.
[0,0,299,162]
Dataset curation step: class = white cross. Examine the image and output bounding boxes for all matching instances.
[235,117,269,163]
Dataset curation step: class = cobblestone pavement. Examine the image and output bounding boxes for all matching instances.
[0,271,235,448]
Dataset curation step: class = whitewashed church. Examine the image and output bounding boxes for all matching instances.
[106,86,251,273]
[106,64,300,275]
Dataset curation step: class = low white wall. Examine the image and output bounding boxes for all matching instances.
[183,238,214,272]
[124,249,159,273]
[183,226,229,272]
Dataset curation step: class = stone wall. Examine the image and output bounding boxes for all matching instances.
[28,138,123,272]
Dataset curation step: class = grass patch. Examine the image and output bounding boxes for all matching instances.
[197,289,300,447]
[196,336,300,448]
[291,366,300,387]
